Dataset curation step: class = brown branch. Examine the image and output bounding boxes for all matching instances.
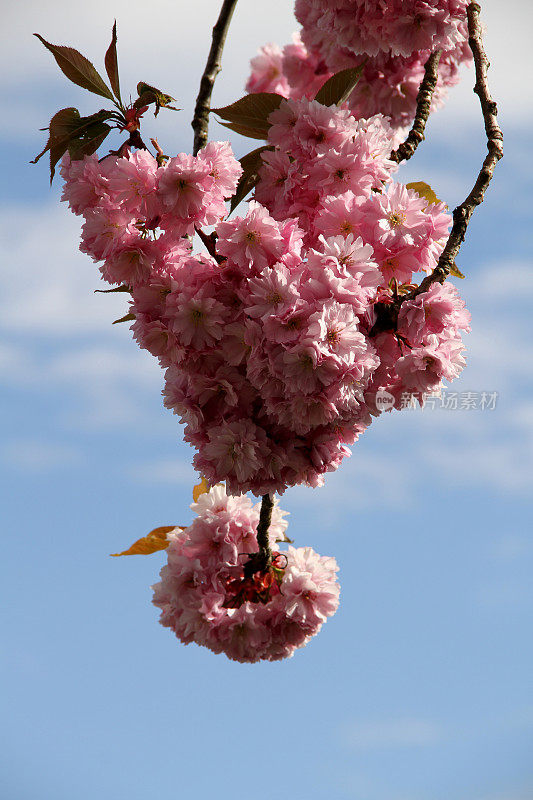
[192,0,239,155]
[244,494,274,576]
[256,494,273,565]
[414,1,503,293]
[390,50,442,164]
[371,1,503,335]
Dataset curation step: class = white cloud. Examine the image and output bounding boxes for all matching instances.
[0,201,170,430]
[1,0,530,149]
[287,449,414,523]
[0,203,129,336]
[432,0,533,129]
[470,262,533,301]
[0,196,530,499]
[0,337,164,431]
[1,0,296,148]
[49,345,158,388]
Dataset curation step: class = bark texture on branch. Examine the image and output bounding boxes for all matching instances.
[243,494,274,578]
[390,49,442,164]
[372,1,503,335]
[192,0,239,155]
[256,494,274,568]
[417,1,504,293]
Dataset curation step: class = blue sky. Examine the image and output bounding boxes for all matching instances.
[1,2,532,799]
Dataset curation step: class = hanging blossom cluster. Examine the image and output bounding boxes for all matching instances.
[36,0,500,664]
[246,0,471,136]
[60,97,470,497]
[152,485,340,662]
[255,98,471,413]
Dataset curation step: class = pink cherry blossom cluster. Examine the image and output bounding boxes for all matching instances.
[61,141,242,287]
[253,97,471,409]
[246,1,471,136]
[59,96,470,496]
[294,0,469,59]
[152,485,340,662]
[255,98,453,285]
[367,280,471,410]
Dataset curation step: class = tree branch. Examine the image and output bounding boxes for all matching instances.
[256,494,273,565]
[415,1,503,292]
[243,494,274,577]
[192,0,239,155]
[371,1,503,335]
[389,50,442,164]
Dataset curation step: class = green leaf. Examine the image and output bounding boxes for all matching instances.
[211,93,284,140]
[104,21,121,104]
[314,64,365,107]
[230,145,273,213]
[134,82,178,115]
[112,312,136,325]
[34,34,114,100]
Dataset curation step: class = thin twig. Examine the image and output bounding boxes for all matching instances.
[192,0,239,155]
[413,1,503,293]
[371,2,503,335]
[390,50,442,164]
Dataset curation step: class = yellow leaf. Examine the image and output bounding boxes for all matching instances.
[406,181,443,208]
[110,525,182,556]
[449,262,465,279]
[193,477,210,502]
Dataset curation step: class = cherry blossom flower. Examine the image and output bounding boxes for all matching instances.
[152,486,339,662]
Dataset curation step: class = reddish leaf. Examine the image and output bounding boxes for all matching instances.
[67,121,111,160]
[314,64,365,107]
[211,93,284,140]
[32,108,115,182]
[31,106,79,170]
[112,312,135,325]
[34,33,114,100]
[32,107,84,182]
[104,21,121,104]
[230,145,273,213]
